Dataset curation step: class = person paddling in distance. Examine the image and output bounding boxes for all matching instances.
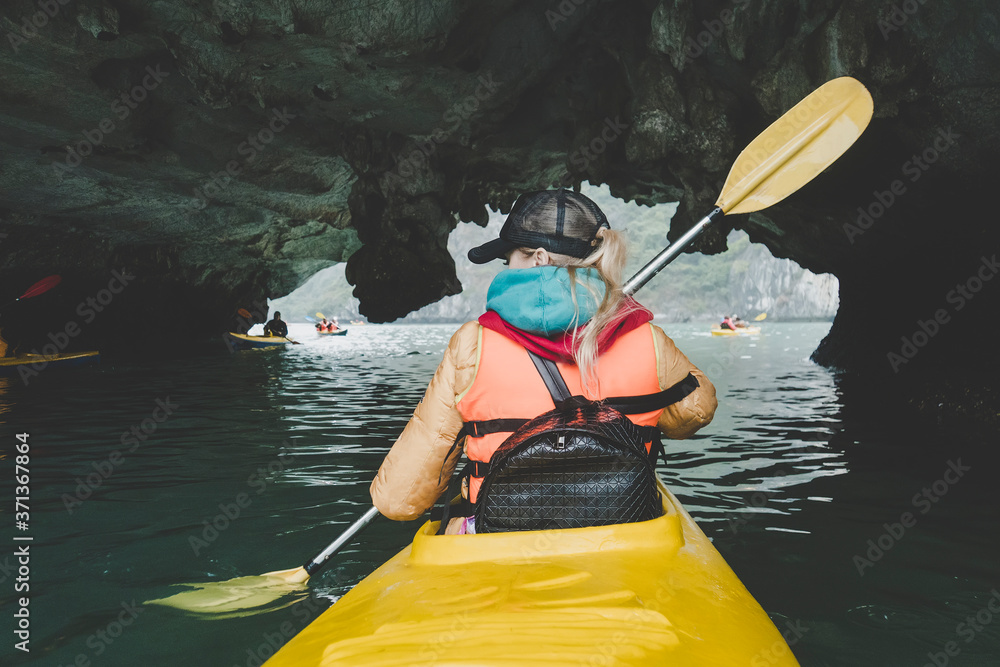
[263,311,288,338]
[370,189,718,534]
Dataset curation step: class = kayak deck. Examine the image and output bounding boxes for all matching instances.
[264,482,798,666]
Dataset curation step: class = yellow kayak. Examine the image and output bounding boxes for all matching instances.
[711,326,762,336]
[0,350,100,377]
[264,480,799,666]
[224,332,298,349]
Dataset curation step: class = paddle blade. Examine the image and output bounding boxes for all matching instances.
[146,571,310,618]
[315,312,325,319]
[19,275,62,300]
[754,313,767,321]
[237,308,252,319]
[716,77,873,216]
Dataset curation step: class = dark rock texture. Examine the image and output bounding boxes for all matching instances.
[1,1,998,420]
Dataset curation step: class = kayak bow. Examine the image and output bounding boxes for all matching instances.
[264,479,799,666]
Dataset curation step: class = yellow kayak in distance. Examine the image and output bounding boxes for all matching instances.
[264,479,800,667]
[0,350,100,377]
[711,326,762,336]
[224,332,298,350]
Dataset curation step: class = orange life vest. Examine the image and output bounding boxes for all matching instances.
[456,325,665,503]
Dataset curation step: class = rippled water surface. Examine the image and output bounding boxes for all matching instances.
[1,322,998,666]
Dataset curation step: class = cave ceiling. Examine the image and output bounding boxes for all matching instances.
[1,0,998,390]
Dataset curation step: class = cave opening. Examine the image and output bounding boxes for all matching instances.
[269,183,840,333]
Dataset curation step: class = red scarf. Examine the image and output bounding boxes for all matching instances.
[478,298,653,363]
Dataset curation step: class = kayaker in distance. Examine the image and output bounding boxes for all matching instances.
[316,317,342,332]
[370,189,718,534]
[263,311,288,337]
[720,315,736,330]
[733,315,747,328]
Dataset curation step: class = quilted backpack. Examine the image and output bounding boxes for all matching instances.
[437,350,699,534]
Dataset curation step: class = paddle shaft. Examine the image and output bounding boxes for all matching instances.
[303,506,380,575]
[623,207,723,297]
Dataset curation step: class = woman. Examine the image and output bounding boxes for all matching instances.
[371,189,717,532]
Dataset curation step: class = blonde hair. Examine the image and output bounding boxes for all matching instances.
[525,228,638,390]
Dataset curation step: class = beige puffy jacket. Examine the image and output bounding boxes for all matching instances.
[370,321,717,520]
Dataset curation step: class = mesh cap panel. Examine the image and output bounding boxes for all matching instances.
[468,189,610,264]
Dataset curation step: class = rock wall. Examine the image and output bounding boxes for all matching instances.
[729,242,839,321]
[1,1,998,420]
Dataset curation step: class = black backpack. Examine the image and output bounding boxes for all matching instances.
[437,350,700,534]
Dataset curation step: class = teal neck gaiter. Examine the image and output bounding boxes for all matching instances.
[485,266,606,335]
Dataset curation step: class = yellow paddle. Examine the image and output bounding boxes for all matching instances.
[147,76,873,618]
[623,76,872,295]
[148,507,378,616]
[754,313,767,321]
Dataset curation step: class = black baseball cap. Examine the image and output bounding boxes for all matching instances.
[468,189,611,264]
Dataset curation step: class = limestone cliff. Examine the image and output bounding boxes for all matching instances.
[1,1,997,421]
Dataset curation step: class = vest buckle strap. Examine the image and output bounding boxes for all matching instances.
[462,418,531,438]
[459,460,491,478]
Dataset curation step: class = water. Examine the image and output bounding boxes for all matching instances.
[1,322,998,666]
